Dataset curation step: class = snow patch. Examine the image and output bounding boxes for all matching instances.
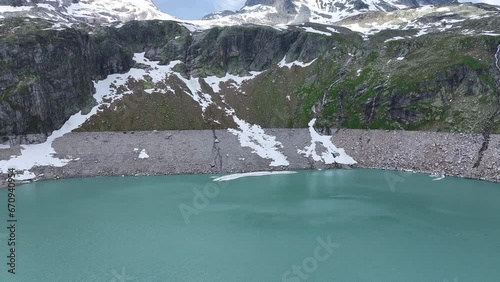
[415,29,429,37]
[301,27,331,36]
[278,56,317,68]
[138,149,149,159]
[495,45,500,73]
[436,7,450,12]
[342,23,367,33]
[179,22,198,32]
[14,171,36,181]
[298,118,356,165]
[204,71,262,94]
[228,116,289,167]
[0,5,32,13]
[384,36,405,42]
[326,27,339,33]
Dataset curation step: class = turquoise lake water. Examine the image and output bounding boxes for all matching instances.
[0,169,499,282]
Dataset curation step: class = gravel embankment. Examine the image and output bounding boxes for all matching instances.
[1,129,499,187]
[334,130,500,182]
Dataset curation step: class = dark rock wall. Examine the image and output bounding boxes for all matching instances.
[0,25,133,138]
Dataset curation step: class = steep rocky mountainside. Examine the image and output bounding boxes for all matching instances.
[0,18,134,139]
[1,0,500,147]
[1,11,499,144]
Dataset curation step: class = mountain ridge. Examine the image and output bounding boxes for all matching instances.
[201,0,461,25]
[0,0,176,24]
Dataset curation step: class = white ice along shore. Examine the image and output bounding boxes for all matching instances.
[298,118,357,165]
[213,171,297,182]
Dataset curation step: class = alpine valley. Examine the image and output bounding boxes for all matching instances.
[0,0,500,182]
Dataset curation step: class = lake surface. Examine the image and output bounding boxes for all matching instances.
[1,169,499,282]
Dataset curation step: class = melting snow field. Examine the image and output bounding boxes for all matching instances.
[213,171,297,182]
[385,36,406,42]
[15,171,37,181]
[228,116,290,167]
[0,117,78,180]
[278,56,317,68]
[301,27,332,36]
[204,71,262,94]
[298,119,357,165]
[0,5,32,15]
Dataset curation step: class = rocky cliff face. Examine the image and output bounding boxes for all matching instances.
[0,18,133,140]
[94,21,338,76]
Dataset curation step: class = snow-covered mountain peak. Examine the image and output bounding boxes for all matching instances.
[69,0,176,22]
[0,0,176,24]
[201,0,459,26]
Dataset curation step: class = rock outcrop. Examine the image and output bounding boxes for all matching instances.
[0,18,133,140]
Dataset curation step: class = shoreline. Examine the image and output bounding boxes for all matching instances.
[1,128,499,188]
[3,165,497,189]
[0,164,496,190]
